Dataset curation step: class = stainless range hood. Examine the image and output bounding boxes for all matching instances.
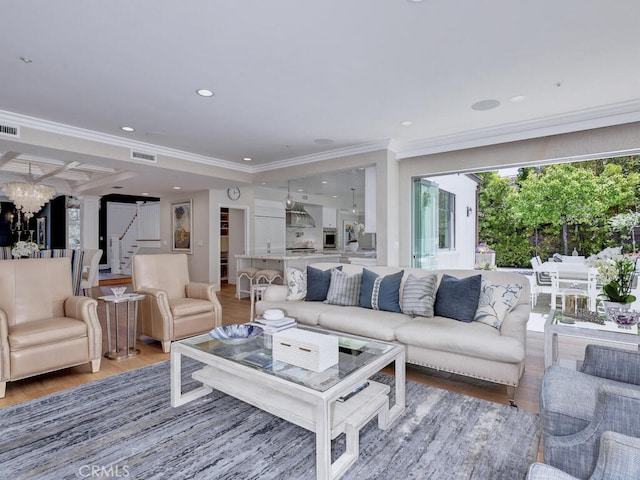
[286,202,316,228]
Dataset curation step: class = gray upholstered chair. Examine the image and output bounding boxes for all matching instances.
[132,253,222,352]
[527,431,640,480]
[540,345,640,478]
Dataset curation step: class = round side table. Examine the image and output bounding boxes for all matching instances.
[98,293,145,360]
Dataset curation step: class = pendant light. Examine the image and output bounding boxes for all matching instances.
[351,188,358,214]
[284,180,294,210]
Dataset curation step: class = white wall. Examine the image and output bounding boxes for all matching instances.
[427,174,478,269]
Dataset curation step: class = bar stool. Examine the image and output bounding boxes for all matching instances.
[255,269,283,286]
[237,267,260,299]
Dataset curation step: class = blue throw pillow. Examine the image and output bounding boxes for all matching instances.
[305,265,342,302]
[434,274,482,322]
[359,268,404,313]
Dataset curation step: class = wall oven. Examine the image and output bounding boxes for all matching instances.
[323,228,337,249]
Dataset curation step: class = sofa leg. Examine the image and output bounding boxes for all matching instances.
[91,359,101,373]
[162,340,171,353]
[0,382,5,398]
[507,386,518,408]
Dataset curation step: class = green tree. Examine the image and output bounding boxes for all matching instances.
[513,164,606,255]
[476,171,530,267]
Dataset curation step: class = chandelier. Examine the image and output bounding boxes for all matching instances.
[2,164,56,220]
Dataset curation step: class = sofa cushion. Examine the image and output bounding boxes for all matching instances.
[326,269,362,306]
[318,306,412,341]
[394,316,525,363]
[285,267,306,300]
[474,278,523,329]
[401,273,438,317]
[359,268,403,313]
[8,317,88,349]
[306,266,342,302]
[170,298,214,318]
[434,274,481,322]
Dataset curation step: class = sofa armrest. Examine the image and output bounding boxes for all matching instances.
[64,296,102,360]
[186,283,222,324]
[137,286,172,318]
[0,310,9,382]
[581,345,640,385]
[263,285,288,302]
[526,463,576,480]
[544,385,640,479]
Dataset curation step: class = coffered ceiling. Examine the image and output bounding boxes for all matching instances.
[1,1,640,198]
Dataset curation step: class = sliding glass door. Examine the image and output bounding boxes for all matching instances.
[412,177,439,269]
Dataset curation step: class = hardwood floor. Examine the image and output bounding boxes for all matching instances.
[0,283,616,414]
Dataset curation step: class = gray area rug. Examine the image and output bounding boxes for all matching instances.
[0,360,540,479]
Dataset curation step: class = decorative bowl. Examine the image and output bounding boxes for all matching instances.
[603,302,640,329]
[263,309,285,321]
[111,287,127,297]
[209,324,263,344]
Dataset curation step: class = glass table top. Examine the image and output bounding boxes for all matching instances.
[178,327,397,392]
[552,309,639,335]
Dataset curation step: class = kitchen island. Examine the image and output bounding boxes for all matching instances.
[235,252,343,298]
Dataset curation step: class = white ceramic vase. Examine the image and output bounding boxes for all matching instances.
[348,241,359,251]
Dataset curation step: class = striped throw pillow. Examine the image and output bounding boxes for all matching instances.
[401,273,438,317]
[326,269,362,306]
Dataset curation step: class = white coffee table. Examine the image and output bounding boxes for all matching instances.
[171,326,405,480]
[544,308,640,368]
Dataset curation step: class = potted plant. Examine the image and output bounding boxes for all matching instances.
[587,247,637,304]
[347,222,365,251]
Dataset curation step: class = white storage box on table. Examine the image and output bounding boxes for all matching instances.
[272,329,338,372]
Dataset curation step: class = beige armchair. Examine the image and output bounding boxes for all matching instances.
[132,253,221,352]
[0,257,102,398]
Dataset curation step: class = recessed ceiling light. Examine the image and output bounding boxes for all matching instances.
[322,181,328,184]
[141,192,149,196]
[196,89,214,97]
[314,138,334,145]
[332,195,338,198]
[510,95,526,102]
[400,120,413,126]
[471,99,501,111]
[243,157,252,161]
[297,189,304,192]
[121,126,135,132]
[173,186,181,190]
[20,56,32,64]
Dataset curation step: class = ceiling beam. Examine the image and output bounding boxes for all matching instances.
[0,151,20,167]
[35,161,82,181]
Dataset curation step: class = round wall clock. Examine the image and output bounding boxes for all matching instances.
[227,186,241,200]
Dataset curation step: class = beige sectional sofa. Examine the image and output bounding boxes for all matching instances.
[256,262,530,405]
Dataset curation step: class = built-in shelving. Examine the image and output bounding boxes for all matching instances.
[220,208,229,282]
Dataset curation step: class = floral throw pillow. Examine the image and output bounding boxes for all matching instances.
[474,278,523,329]
[285,267,306,300]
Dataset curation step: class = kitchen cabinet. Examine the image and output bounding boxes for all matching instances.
[322,207,337,228]
[254,199,285,254]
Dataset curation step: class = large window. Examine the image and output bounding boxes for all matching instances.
[438,190,455,249]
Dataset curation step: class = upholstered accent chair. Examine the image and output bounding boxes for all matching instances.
[132,253,221,353]
[0,257,102,398]
[80,248,102,296]
[540,345,640,479]
[527,431,640,480]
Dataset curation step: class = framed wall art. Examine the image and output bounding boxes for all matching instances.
[171,200,193,253]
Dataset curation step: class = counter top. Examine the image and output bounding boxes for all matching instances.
[235,253,342,260]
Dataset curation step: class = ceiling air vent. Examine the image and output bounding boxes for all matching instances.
[130,150,157,163]
[0,124,20,138]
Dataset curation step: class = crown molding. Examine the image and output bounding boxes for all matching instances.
[251,140,391,172]
[0,110,253,173]
[394,99,640,159]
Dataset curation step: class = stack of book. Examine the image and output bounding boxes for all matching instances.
[253,316,297,334]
